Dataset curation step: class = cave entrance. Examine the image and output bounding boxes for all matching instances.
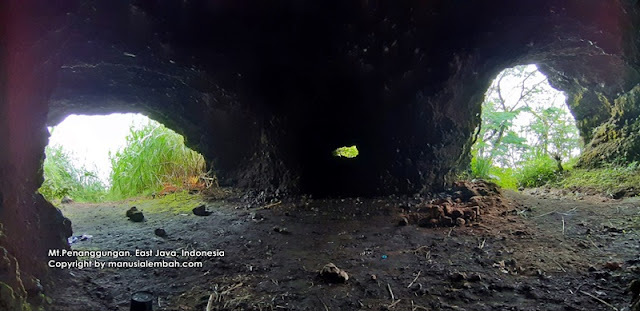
[471,64,582,189]
[40,113,213,204]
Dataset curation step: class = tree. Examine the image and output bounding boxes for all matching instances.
[475,65,549,167]
[524,105,581,160]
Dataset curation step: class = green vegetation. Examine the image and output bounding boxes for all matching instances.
[109,121,207,200]
[333,145,359,158]
[553,162,640,196]
[469,66,640,195]
[517,155,560,188]
[469,65,582,189]
[39,144,107,203]
[39,118,208,203]
[128,190,206,215]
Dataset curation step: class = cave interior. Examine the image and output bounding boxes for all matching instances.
[1,0,639,310]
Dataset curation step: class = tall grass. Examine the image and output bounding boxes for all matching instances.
[39,145,107,202]
[470,155,492,179]
[109,121,207,199]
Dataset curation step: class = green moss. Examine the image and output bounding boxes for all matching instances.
[596,92,613,111]
[613,85,640,117]
[569,91,583,108]
[128,191,205,214]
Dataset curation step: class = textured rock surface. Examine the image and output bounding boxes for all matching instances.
[37,0,640,195]
[1,0,639,309]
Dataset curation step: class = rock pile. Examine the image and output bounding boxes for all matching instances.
[400,180,506,227]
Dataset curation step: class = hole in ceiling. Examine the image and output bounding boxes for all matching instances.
[333,145,359,158]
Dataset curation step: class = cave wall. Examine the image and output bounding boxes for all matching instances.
[1,2,74,310]
[538,0,640,165]
[43,0,640,195]
[1,1,640,309]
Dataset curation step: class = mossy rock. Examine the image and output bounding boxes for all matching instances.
[0,282,40,311]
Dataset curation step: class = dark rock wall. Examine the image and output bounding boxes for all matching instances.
[44,0,640,195]
[1,1,639,309]
[1,1,74,310]
[538,0,640,165]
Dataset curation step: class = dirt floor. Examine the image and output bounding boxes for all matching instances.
[48,184,640,311]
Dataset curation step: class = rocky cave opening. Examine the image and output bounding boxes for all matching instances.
[2,1,640,310]
[39,112,212,207]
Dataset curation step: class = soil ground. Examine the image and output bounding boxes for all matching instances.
[48,187,640,311]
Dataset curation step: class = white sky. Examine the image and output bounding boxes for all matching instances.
[481,64,580,164]
[47,113,150,185]
[494,64,568,128]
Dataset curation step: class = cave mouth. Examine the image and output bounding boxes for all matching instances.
[39,113,212,204]
[471,64,582,188]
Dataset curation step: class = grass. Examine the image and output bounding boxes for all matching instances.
[127,191,206,215]
[469,155,518,190]
[552,162,640,196]
[109,120,207,200]
[488,167,519,190]
[40,118,209,203]
[39,145,107,203]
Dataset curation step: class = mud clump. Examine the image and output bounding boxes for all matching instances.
[318,263,349,283]
[401,180,508,227]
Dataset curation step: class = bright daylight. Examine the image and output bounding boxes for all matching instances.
[40,113,211,203]
[470,64,581,189]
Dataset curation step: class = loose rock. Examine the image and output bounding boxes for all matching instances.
[318,263,349,283]
[154,228,167,237]
[126,207,144,222]
[273,226,290,234]
[192,204,213,216]
[398,216,409,226]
